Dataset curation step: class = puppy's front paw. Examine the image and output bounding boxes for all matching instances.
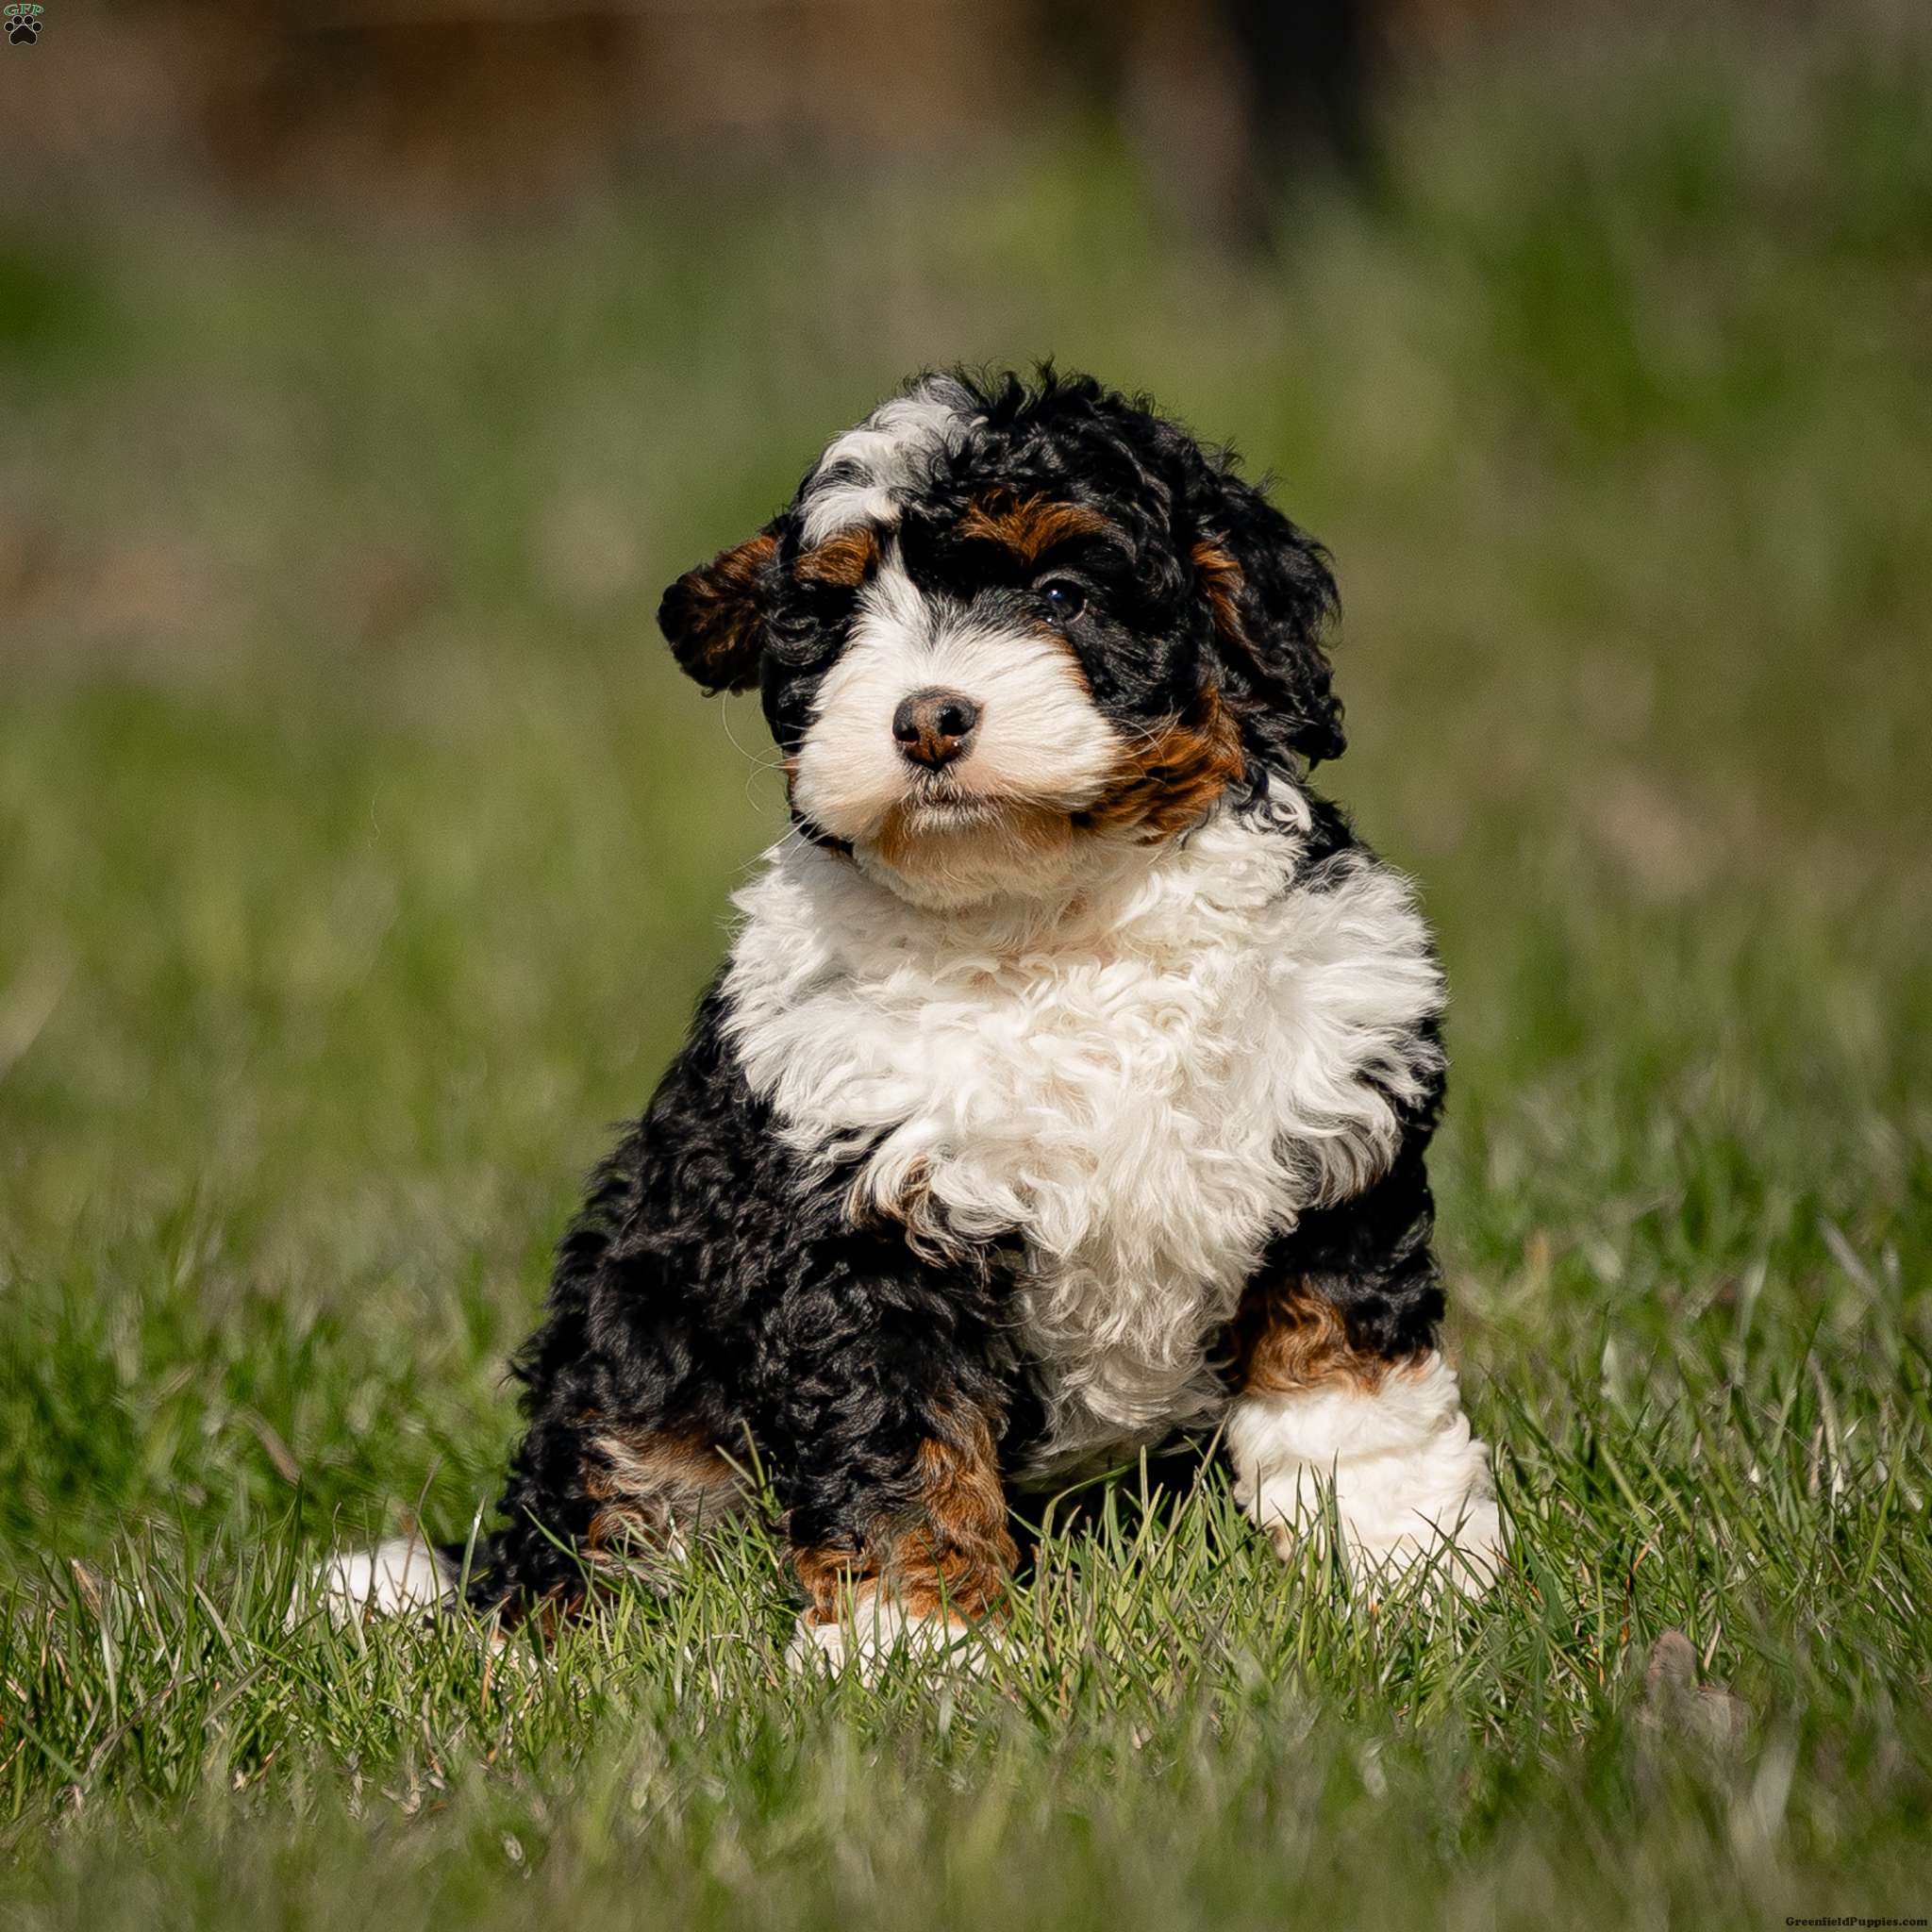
[784,1587,1000,1684]
[1341,1489,1505,1594]
[1230,1351,1505,1598]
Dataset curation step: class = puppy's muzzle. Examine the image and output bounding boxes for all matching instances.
[892,688,980,771]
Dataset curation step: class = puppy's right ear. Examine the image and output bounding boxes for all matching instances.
[657,526,782,693]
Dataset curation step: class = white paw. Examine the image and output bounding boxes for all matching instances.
[296,1535,458,1628]
[1230,1351,1506,1599]
[1341,1488,1506,1595]
[784,1591,1000,1684]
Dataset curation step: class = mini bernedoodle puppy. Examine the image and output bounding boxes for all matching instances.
[318,370,1505,1668]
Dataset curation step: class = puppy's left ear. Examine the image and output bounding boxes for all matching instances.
[1192,473,1345,766]
[657,525,783,693]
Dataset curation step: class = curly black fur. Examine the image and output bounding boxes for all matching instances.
[468,988,1018,1608]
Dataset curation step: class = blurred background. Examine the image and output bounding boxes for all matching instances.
[0,0,1927,1556]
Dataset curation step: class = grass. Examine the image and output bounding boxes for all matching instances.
[3,2,1931,1923]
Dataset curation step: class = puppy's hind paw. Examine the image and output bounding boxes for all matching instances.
[292,1535,459,1630]
[784,1591,1000,1686]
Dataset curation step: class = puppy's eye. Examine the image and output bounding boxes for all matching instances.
[1039,578,1088,623]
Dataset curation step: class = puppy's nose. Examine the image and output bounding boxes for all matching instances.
[892,688,980,770]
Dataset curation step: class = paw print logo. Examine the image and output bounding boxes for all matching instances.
[5,3,43,43]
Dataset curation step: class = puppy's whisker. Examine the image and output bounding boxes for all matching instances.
[1108,716,1183,757]
[719,699,768,770]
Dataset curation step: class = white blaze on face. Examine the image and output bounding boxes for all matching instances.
[789,552,1122,903]
[798,376,977,546]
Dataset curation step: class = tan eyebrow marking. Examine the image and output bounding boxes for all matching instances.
[957,491,1111,564]
[795,525,880,588]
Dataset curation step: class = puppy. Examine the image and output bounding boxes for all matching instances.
[318,371,1503,1667]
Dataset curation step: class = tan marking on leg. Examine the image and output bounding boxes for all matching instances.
[791,1407,1017,1630]
[894,1412,1019,1621]
[792,1545,874,1627]
[1233,1274,1392,1395]
[584,1426,746,1572]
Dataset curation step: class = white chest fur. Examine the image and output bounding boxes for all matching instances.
[723,802,1444,1480]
